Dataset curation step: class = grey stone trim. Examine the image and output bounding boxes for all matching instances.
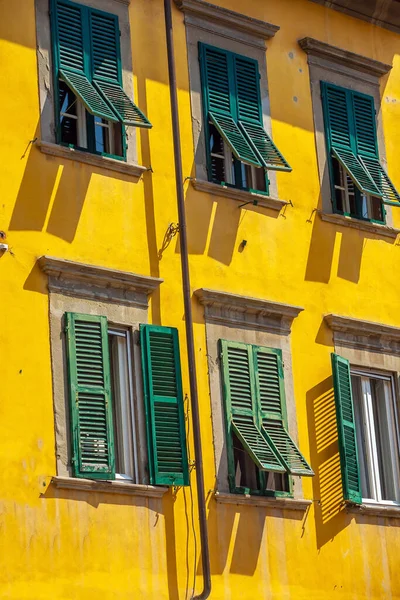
[319,212,400,239]
[215,492,312,511]
[51,476,168,498]
[39,256,163,309]
[325,314,400,354]
[195,288,303,335]
[38,141,147,181]
[192,180,288,211]
[298,37,392,77]
[346,500,400,519]
[174,0,279,41]
[308,0,400,36]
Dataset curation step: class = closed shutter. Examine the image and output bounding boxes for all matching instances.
[331,353,362,504]
[220,341,286,472]
[65,312,115,480]
[255,348,313,476]
[53,0,118,122]
[90,10,151,128]
[322,82,400,205]
[234,56,291,172]
[140,325,189,486]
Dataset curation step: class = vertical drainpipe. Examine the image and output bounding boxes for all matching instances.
[163,0,211,598]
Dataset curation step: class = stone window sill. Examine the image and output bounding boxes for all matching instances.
[38,141,147,181]
[215,491,311,511]
[192,179,288,212]
[319,211,400,239]
[51,476,168,498]
[346,501,400,519]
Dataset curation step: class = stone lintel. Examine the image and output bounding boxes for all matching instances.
[174,0,279,40]
[195,288,303,334]
[298,37,392,77]
[39,256,163,309]
[325,313,400,354]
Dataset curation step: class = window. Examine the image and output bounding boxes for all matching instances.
[321,82,400,222]
[220,340,313,496]
[64,313,189,486]
[332,354,400,505]
[199,43,291,194]
[352,371,400,503]
[51,0,151,160]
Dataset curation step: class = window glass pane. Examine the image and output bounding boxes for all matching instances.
[370,378,399,502]
[209,123,226,183]
[109,332,135,479]
[352,375,373,498]
[264,471,289,493]
[95,117,111,154]
[360,194,369,219]
[59,80,78,146]
[233,432,260,491]
[370,197,383,222]
[252,167,267,192]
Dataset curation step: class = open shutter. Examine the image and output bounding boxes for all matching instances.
[54,0,118,122]
[234,56,291,172]
[321,82,380,197]
[352,92,400,205]
[199,43,263,168]
[90,10,151,128]
[331,353,362,504]
[255,348,313,476]
[65,313,115,480]
[140,325,189,486]
[220,341,286,473]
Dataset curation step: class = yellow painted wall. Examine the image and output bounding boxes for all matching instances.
[0,0,399,598]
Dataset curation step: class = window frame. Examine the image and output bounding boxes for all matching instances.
[108,326,139,482]
[221,340,295,499]
[199,44,270,195]
[350,367,400,505]
[50,0,127,161]
[321,81,386,225]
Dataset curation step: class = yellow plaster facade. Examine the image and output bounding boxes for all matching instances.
[0,0,399,598]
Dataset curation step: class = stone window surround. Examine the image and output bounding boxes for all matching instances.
[298,37,395,231]
[35,0,142,171]
[325,312,400,518]
[195,288,309,505]
[39,255,165,495]
[176,0,284,207]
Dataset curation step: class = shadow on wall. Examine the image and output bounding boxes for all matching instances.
[304,191,397,287]
[9,123,134,244]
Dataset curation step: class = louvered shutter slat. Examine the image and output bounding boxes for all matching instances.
[359,157,400,205]
[89,11,151,127]
[234,56,291,171]
[200,45,231,116]
[331,353,362,504]
[59,70,118,122]
[65,313,115,480]
[353,93,378,158]
[255,349,313,477]
[140,325,189,486]
[332,147,381,197]
[221,341,286,473]
[239,122,292,172]
[209,113,262,167]
[56,1,85,73]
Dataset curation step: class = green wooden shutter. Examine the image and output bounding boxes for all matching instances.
[352,92,400,204]
[322,82,400,205]
[220,340,286,473]
[331,353,362,504]
[65,312,115,480]
[199,43,263,168]
[255,348,313,477]
[234,56,291,172]
[89,9,151,128]
[321,82,380,197]
[53,0,119,122]
[140,325,189,486]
